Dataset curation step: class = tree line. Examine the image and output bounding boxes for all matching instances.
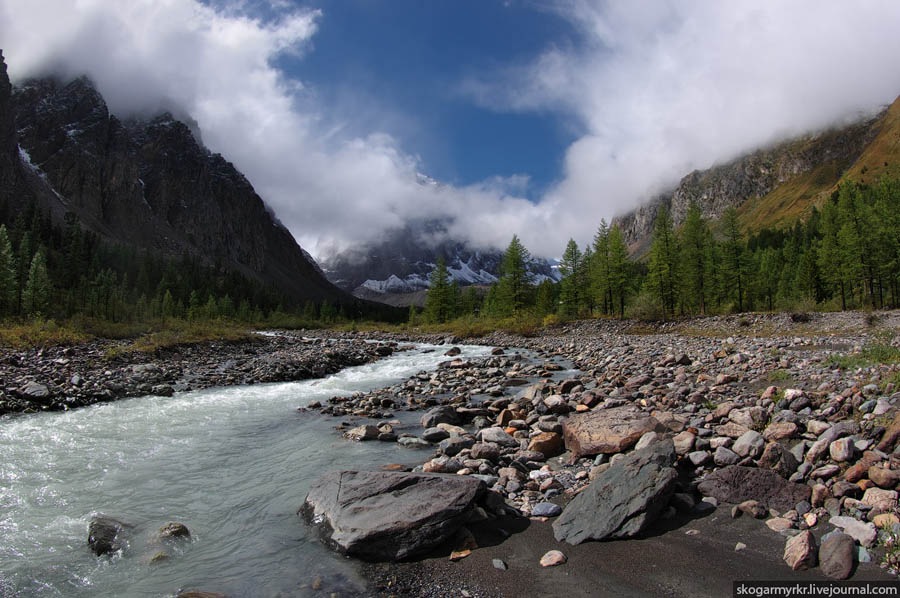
[0,199,383,325]
[416,176,900,323]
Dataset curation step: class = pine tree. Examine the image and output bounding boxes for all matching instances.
[22,249,51,317]
[424,257,452,323]
[721,206,746,312]
[607,224,629,317]
[591,220,611,314]
[535,279,557,316]
[679,202,711,314]
[496,235,533,316]
[0,225,15,317]
[558,239,582,317]
[647,205,679,317]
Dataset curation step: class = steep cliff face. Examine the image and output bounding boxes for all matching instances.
[613,111,885,254]
[3,58,349,305]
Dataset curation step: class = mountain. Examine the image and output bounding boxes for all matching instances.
[0,51,357,307]
[612,99,900,255]
[321,219,560,306]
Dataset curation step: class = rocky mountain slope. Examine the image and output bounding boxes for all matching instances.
[321,219,560,304]
[613,98,900,255]
[0,51,352,306]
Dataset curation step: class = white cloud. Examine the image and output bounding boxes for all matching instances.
[2,1,900,261]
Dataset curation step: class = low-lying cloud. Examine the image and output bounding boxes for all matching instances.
[2,0,900,259]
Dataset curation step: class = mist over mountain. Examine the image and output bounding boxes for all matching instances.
[0,51,358,307]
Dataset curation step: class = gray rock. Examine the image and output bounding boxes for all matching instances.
[553,440,677,544]
[470,442,501,462]
[714,446,740,466]
[345,425,379,441]
[697,465,811,511]
[758,442,799,478]
[829,516,877,547]
[87,515,133,556]
[733,430,765,458]
[422,427,450,442]
[17,381,52,405]
[819,532,855,579]
[439,435,475,457]
[420,406,460,428]
[397,436,431,449]
[479,427,519,448]
[532,502,562,517]
[492,558,508,571]
[300,471,485,561]
[688,450,712,466]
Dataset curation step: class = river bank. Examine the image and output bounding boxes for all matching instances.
[300,310,900,596]
[0,332,404,415]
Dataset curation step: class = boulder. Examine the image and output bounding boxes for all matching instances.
[819,532,856,579]
[757,442,799,478]
[420,406,460,428]
[300,471,485,561]
[561,406,661,458]
[696,466,811,511]
[829,516,877,547]
[17,381,52,406]
[158,522,191,539]
[553,440,677,544]
[528,432,564,458]
[87,515,133,556]
[479,427,519,448]
[783,530,817,571]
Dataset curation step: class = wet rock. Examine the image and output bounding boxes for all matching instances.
[159,522,191,539]
[561,406,661,458]
[420,406,460,428]
[300,471,486,561]
[553,440,677,544]
[783,530,817,571]
[398,436,431,449]
[88,515,133,556]
[819,532,856,579]
[345,425,379,441]
[697,465,811,511]
[176,592,228,598]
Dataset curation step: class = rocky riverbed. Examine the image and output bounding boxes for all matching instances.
[0,332,400,415]
[300,311,900,596]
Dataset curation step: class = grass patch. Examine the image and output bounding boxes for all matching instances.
[0,319,92,348]
[104,319,253,358]
[767,369,793,382]
[827,338,900,369]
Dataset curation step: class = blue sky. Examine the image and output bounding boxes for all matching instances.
[4,1,900,257]
[273,1,577,197]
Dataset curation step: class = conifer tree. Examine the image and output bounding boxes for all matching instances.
[647,205,679,316]
[721,206,747,312]
[607,224,629,317]
[0,225,15,317]
[497,235,532,316]
[558,239,582,317]
[22,249,50,317]
[424,257,452,323]
[679,202,711,314]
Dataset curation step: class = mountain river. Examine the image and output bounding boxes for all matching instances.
[0,342,498,598]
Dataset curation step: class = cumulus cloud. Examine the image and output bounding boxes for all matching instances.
[2,1,900,260]
[465,0,900,253]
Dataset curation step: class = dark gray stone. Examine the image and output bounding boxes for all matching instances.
[17,381,52,405]
[696,465,811,511]
[439,435,474,457]
[420,406,460,428]
[421,427,450,442]
[300,471,485,561]
[87,515,133,556]
[819,532,856,579]
[553,440,677,544]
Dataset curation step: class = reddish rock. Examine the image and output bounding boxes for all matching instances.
[843,451,881,482]
[528,432,564,458]
[876,412,900,452]
[561,406,661,458]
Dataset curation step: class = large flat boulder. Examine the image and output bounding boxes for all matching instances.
[300,471,485,561]
[553,440,678,544]
[697,465,811,511]
[561,405,661,458]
